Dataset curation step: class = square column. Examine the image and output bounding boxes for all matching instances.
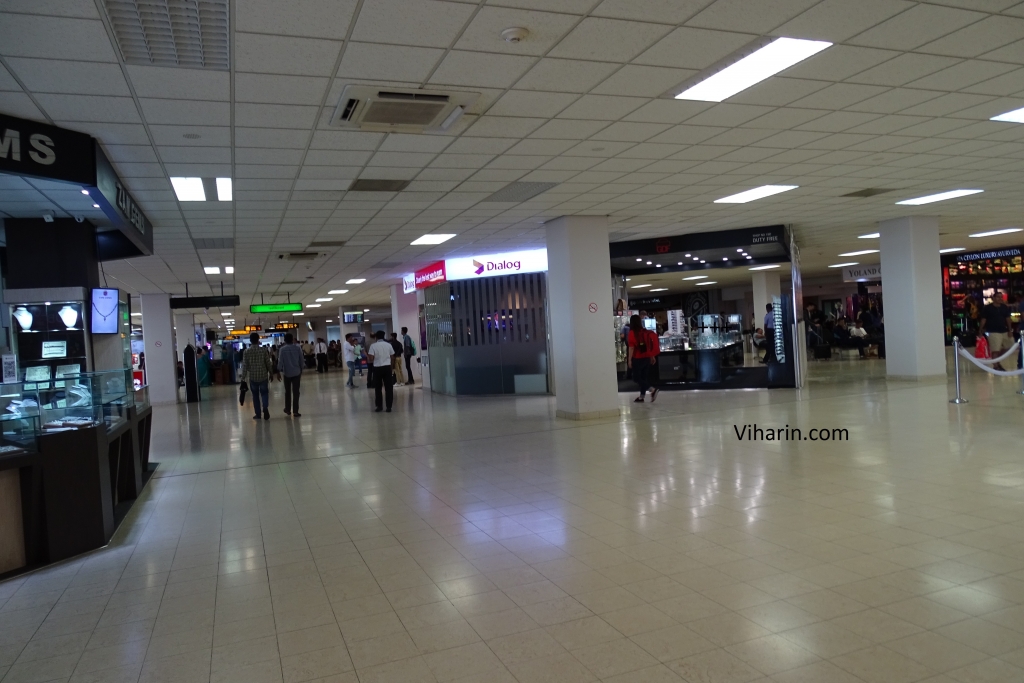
[545,215,620,420]
[879,216,946,379]
[141,294,178,404]
[752,271,781,329]
[174,312,194,360]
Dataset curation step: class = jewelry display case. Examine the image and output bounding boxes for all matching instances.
[9,299,90,386]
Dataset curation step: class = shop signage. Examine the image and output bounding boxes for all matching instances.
[414,261,447,289]
[957,248,1022,262]
[609,225,788,261]
[93,145,151,242]
[446,248,547,281]
[842,264,881,282]
[403,272,416,294]
[0,112,94,184]
[250,303,303,314]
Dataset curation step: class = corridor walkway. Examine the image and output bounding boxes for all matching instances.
[2,361,1024,683]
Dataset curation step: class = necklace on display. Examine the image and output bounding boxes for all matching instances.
[93,300,117,321]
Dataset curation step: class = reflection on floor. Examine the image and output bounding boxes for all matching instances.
[3,357,1024,683]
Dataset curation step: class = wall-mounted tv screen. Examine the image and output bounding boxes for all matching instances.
[91,288,120,334]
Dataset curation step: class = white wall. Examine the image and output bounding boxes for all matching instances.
[141,293,178,404]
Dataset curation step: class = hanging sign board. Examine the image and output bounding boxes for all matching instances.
[842,264,881,282]
[445,248,548,281]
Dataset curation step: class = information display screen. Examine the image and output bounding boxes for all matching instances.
[91,288,120,334]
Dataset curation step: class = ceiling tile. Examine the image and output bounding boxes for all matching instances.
[847,88,944,114]
[490,90,578,117]
[5,58,129,97]
[899,92,995,116]
[771,0,914,42]
[962,67,1024,95]
[237,127,311,149]
[351,0,475,47]
[556,95,646,120]
[235,33,343,76]
[591,65,697,98]
[429,51,535,88]
[848,4,985,50]
[848,53,962,86]
[0,15,116,62]
[235,103,320,129]
[139,99,230,126]
[235,0,358,39]
[515,58,619,92]
[235,74,328,105]
[686,0,821,34]
[36,94,142,123]
[634,27,756,70]
[337,43,444,83]
[549,17,672,62]
[728,77,830,107]
[0,92,43,119]
[783,45,899,81]
[917,15,1024,58]
[455,6,579,56]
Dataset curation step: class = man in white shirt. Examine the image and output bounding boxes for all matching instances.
[342,334,357,388]
[367,331,395,412]
[314,338,329,373]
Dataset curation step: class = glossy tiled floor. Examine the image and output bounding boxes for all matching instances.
[4,357,1024,683]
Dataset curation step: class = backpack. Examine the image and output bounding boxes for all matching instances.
[635,329,659,356]
[404,335,416,355]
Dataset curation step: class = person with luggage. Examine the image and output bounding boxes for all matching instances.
[626,314,660,403]
[401,327,416,385]
[241,333,273,420]
[367,331,396,412]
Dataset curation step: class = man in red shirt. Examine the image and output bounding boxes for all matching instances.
[627,314,660,403]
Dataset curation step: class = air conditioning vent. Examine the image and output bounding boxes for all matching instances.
[278,252,326,261]
[103,0,229,70]
[330,85,479,133]
[308,241,346,248]
[348,179,410,192]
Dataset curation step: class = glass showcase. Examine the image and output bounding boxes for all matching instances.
[9,300,89,384]
[0,369,132,433]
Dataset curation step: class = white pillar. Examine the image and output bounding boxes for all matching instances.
[141,293,178,404]
[546,215,620,420]
[752,271,781,329]
[879,216,946,379]
[173,312,194,360]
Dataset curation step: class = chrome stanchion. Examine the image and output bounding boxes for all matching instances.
[951,336,968,404]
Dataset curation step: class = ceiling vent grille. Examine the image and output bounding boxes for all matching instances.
[841,188,896,198]
[104,0,230,70]
[193,237,233,249]
[481,182,558,203]
[308,240,346,248]
[348,179,410,192]
[278,252,326,261]
[330,85,479,133]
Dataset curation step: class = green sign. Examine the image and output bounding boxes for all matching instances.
[250,303,303,314]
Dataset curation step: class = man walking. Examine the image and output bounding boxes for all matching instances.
[314,337,329,373]
[343,334,357,388]
[367,330,395,412]
[980,292,1013,371]
[241,333,273,420]
[389,332,406,386]
[278,333,304,417]
[401,326,415,385]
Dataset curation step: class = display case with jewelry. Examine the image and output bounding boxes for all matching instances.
[0,395,41,459]
[8,293,90,386]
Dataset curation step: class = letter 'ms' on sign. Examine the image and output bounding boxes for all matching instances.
[0,113,94,185]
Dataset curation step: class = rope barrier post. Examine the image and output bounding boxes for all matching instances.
[951,336,968,404]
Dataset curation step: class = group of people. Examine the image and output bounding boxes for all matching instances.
[237,327,419,419]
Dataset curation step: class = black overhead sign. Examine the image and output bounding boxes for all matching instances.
[0,112,95,184]
[609,225,788,259]
[0,113,153,258]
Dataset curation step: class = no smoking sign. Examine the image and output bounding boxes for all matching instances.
[588,302,598,313]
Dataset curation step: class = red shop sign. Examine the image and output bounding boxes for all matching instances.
[414,260,447,289]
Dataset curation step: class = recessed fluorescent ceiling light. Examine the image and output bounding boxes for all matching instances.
[131,312,142,316]
[631,284,652,288]
[411,234,456,245]
[328,289,349,294]
[838,249,879,256]
[676,37,831,102]
[696,281,717,286]
[650,288,668,292]
[749,265,780,271]
[859,233,880,239]
[204,266,220,274]
[991,106,1024,123]
[896,189,983,205]
[216,177,232,201]
[364,309,370,312]
[683,276,708,280]
[225,266,234,274]
[345,279,365,284]
[715,185,798,204]
[293,313,304,316]
[969,228,1022,237]
[939,247,966,253]
[171,177,205,201]
[829,262,858,268]
[220,312,232,317]
[306,304,321,308]
[315,298,333,302]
